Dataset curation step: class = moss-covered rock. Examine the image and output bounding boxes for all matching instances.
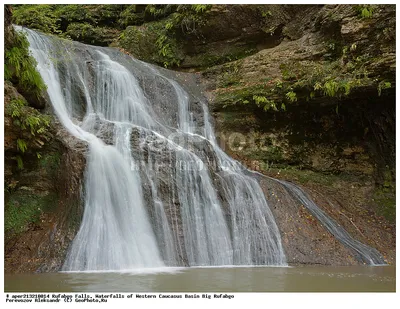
[5,192,59,236]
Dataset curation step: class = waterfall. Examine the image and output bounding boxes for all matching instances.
[20,26,384,270]
[22,27,287,270]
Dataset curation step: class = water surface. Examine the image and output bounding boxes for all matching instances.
[4,265,395,292]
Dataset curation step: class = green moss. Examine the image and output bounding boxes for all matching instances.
[39,152,61,170]
[38,152,61,181]
[373,192,395,223]
[5,192,59,235]
[373,170,395,222]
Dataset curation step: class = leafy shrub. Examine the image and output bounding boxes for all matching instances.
[12,4,60,34]
[118,5,144,28]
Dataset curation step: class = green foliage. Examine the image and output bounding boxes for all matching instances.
[7,98,51,137]
[279,58,370,100]
[216,54,376,113]
[6,98,51,167]
[13,4,60,34]
[262,10,272,18]
[13,4,126,46]
[17,139,27,153]
[16,155,24,170]
[119,19,184,68]
[155,32,181,67]
[167,4,212,36]
[12,4,127,32]
[323,80,339,97]
[65,23,117,46]
[280,63,298,81]
[7,98,25,118]
[217,63,242,87]
[5,31,46,98]
[55,4,96,27]
[118,5,143,27]
[286,91,297,102]
[356,5,375,19]
[13,4,214,67]
[253,95,277,111]
[377,81,391,96]
[145,4,177,19]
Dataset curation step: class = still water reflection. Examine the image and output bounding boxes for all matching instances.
[4,265,395,292]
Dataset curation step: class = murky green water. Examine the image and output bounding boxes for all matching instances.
[4,265,395,292]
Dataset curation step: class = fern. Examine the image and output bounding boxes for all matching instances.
[356,5,375,19]
[5,31,46,98]
[16,155,24,170]
[313,82,322,91]
[323,80,339,97]
[378,81,392,96]
[6,98,51,161]
[253,95,268,107]
[342,82,352,96]
[360,7,374,19]
[286,91,297,102]
[17,139,28,153]
[192,4,211,13]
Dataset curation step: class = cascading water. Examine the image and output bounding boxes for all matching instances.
[20,26,384,270]
[276,180,386,265]
[22,27,286,270]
